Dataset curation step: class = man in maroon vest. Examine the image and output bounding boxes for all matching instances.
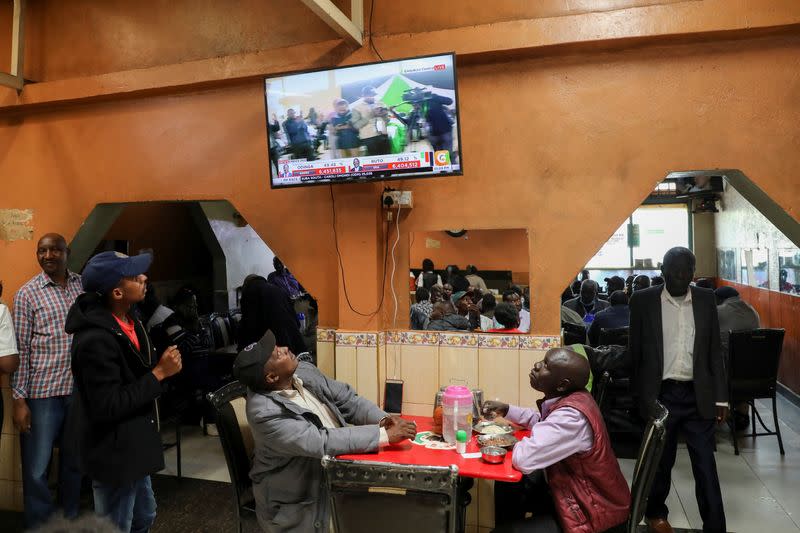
[485,348,630,533]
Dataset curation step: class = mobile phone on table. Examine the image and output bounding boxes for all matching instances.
[383,379,404,415]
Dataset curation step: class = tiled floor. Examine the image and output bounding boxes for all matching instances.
[161,425,231,483]
[161,395,800,532]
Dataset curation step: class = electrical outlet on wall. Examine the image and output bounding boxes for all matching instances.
[382,190,413,209]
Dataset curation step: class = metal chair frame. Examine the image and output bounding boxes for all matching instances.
[322,456,460,533]
[727,328,786,456]
[626,401,669,533]
[207,381,256,533]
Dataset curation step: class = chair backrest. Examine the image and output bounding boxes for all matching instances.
[628,401,669,533]
[593,371,611,410]
[322,457,459,533]
[207,382,253,503]
[208,313,235,349]
[729,328,785,398]
[599,326,629,347]
[562,322,587,346]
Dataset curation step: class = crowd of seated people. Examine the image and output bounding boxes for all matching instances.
[559,272,664,346]
[410,260,532,333]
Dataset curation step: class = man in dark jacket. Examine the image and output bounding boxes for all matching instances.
[629,247,727,533]
[66,251,183,533]
[238,274,306,354]
[425,301,470,331]
[563,280,610,322]
[282,109,315,160]
[587,290,630,346]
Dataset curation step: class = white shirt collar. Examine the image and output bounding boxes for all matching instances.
[277,375,304,398]
[661,287,692,307]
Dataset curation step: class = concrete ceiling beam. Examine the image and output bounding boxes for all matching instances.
[299,0,363,47]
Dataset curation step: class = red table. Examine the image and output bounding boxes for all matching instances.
[339,415,529,482]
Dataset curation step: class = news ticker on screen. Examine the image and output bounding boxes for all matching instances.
[274,150,454,184]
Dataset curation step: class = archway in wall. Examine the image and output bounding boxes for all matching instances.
[69,200,318,352]
[68,200,319,479]
[565,169,800,393]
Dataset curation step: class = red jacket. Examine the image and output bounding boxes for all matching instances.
[544,391,630,533]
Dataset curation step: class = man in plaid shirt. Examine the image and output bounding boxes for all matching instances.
[11,233,84,529]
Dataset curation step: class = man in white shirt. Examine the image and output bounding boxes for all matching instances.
[234,330,416,532]
[495,289,530,333]
[0,281,20,438]
[629,247,727,533]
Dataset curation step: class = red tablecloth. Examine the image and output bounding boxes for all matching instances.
[338,415,529,482]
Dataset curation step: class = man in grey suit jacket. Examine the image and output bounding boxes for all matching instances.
[233,330,416,533]
[629,247,728,533]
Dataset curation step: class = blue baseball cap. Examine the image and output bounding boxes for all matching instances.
[81,251,152,294]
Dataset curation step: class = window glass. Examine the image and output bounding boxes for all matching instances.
[741,249,769,289]
[585,205,690,271]
[717,248,737,282]
[778,248,800,294]
[585,221,629,269]
[632,205,690,269]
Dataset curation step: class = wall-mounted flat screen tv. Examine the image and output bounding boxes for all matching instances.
[672,175,724,197]
[264,53,462,189]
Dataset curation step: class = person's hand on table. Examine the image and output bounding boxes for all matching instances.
[386,419,417,443]
[482,400,509,420]
[380,415,412,430]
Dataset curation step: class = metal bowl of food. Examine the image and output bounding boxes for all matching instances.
[480,446,507,464]
[477,433,518,450]
[473,421,514,435]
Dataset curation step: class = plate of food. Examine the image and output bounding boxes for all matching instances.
[477,433,518,449]
[473,421,514,435]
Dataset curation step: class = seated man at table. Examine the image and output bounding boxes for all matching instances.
[426,301,471,331]
[484,348,630,533]
[486,302,523,333]
[234,330,417,533]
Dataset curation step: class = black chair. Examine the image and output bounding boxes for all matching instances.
[593,371,611,411]
[562,322,587,346]
[207,382,256,533]
[598,326,629,348]
[728,328,786,455]
[322,456,460,533]
[625,401,669,533]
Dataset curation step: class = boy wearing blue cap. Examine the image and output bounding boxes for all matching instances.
[65,251,183,533]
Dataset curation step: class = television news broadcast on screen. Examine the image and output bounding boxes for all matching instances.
[264,53,462,188]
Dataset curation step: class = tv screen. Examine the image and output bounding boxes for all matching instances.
[673,175,724,197]
[264,53,462,189]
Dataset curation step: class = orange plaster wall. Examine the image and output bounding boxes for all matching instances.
[410,229,529,275]
[371,0,688,35]
[2,34,800,335]
[0,1,11,73]
[18,0,350,81]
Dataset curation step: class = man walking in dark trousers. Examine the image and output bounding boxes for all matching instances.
[629,247,727,533]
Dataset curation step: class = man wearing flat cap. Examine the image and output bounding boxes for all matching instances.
[350,85,390,155]
[235,331,416,532]
[65,251,183,532]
